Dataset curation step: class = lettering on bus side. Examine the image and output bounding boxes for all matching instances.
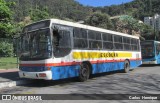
[100,53,118,58]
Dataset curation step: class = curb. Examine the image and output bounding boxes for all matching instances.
[0,69,19,73]
[0,80,33,89]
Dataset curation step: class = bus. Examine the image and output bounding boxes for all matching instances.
[18,19,142,81]
[141,40,160,64]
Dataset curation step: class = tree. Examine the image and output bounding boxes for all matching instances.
[85,12,113,30]
[0,0,13,38]
[29,6,50,22]
[113,15,154,40]
[137,22,155,40]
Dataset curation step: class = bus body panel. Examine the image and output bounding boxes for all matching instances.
[157,55,160,64]
[19,59,141,80]
[142,57,157,64]
[154,41,160,64]
[19,50,141,80]
[51,65,80,80]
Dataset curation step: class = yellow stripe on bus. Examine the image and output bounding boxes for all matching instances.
[73,52,132,59]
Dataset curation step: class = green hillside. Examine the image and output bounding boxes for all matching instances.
[7,0,160,22]
[1,0,160,40]
[6,0,92,22]
[95,0,160,20]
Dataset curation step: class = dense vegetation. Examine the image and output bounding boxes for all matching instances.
[6,0,92,22]
[0,0,160,56]
[3,0,159,37]
[0,0,14,38]
[95,0,160,20]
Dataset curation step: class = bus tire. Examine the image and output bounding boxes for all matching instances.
[78,63,90,82]
[123,60,130,73]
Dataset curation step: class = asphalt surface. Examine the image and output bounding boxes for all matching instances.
[0,69,19,83]
[0,65,160,103]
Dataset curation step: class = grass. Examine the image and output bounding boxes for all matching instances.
[0,57,18,69]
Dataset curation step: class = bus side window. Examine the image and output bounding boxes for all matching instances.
[52,25,72,58]
[114,35,123,50]
[73,28,88,49]
[123,37,131,51]
[52,26,61,47]
[102,33,113,50]
[88,30,102,50]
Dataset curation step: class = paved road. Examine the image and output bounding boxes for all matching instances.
[0,65,160,103]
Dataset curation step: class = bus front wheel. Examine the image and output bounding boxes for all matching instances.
[78,63,90,82]
[123,60,130,73]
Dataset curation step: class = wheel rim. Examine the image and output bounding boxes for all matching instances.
[124,61,130,73]
[81,67,87,77]
[80,64,89,80]
[125,63,128,69]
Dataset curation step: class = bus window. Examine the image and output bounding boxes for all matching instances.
[89,40,102,49]
[102,33,113,50]
[123,37,131,50]
[73,28,88,49]
[73,28,87,39]
[52,26,61,46]
[88,30,102,49]
[114,35,123,50]
[58,30,71,48]
[88,30,101,40]
[141,44,154,57]
[74,39,88,49]
[20,29,52,60]
[131,39,138,51]
[102,33,112,42]
[52,26,72,58]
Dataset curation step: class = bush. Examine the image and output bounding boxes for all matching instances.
[0,40,14,57]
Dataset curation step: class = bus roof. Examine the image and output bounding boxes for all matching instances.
[26,19,140,39]
[141,40,160,43]
[51,19,139,39]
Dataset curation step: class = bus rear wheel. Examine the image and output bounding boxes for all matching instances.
[123,60,130,73]
[78,63,90,82]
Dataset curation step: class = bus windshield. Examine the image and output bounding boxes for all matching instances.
[20,28,52,60]
[141,42,155,58]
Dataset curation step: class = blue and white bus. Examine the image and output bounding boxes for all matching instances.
[18,19,142,81]
[141,40,160,64]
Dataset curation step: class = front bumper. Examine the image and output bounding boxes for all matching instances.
[19,71,52,80]
[142,60,157,64]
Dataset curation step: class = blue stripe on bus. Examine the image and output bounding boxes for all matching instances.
[19,60,141,80]
[51,65,80,80]
[51,60,141,80]
[130,60,142,68]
